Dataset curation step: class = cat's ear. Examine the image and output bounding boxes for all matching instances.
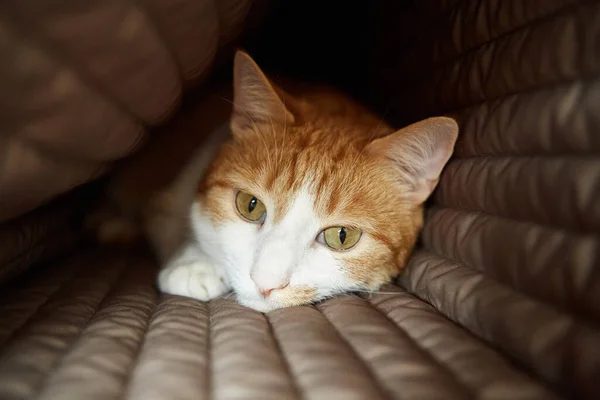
[231,51,294,132]
[366,117,458,205]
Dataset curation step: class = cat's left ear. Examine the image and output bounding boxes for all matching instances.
[231,50,294,132]
[366,117,459,205]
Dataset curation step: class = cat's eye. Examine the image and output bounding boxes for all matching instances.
[235,191,266,223]
[318,226,362,251]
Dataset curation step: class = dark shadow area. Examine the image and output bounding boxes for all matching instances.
[242,0,380,101]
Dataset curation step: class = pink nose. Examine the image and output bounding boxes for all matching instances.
[258,282,289,297]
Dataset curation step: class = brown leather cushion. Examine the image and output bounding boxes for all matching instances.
[0,0,598,399]
[0,247,558,400]
[366,0,600,398]
[0,0,257,223]
[0,190,84,286]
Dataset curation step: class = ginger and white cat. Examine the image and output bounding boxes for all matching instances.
[96,51,458,312]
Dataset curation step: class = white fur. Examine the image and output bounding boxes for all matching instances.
[158,185,363,312]
[157,243,230,301]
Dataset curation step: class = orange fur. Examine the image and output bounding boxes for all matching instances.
[197,52,435,295]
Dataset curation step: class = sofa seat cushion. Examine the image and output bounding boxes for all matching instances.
[0,246,561,400]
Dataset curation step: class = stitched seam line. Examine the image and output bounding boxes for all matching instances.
[453,71,600,115]
[397,252,588,397]
[428,203,600,239]
[118,306,159,399]
[131,0,185,80]
[403,250,600,330]
[367,287,559,396]
[0,227,78,283]
[426,203,600,239]
[0,207,78,268]
[392,0,596,88]
[1,7,146,126]
[427,205,600,245]
[206,301,213,400]
[123,128,147,156]
[15,132,145,165]
[32,254,129,397]
[366,294,479,398]
[265,313,302,399]
[314,304,391,400]
[452,153,600,161]
[0,250,91,348]
[117,271,160,400]
[414,71,600,120]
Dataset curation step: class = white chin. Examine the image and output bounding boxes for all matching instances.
[236,296,283,313]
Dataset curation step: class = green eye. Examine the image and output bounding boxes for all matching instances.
[235,191,266,222]
[320,226,362,250]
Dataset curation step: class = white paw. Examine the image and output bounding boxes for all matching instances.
[158,261,231,301]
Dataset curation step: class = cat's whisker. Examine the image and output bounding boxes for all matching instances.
[279,87,288,166]
[319,285,402,297]
[223,291,236,300]
[267,113,279,169]
[350,290,401,296]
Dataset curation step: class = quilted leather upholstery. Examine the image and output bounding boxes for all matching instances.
[0,0,598,399]
[0,247,559,400]
[0,190,84,285]
[0,0,255,223]
[367,0,600,398]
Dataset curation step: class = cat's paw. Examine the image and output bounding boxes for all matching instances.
[158,262,231,301]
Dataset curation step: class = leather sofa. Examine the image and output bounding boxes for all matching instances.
[0,1,598,399]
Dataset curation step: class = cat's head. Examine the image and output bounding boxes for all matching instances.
[192,51,458,312]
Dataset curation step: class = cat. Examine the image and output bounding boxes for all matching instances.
[93,50,458,313]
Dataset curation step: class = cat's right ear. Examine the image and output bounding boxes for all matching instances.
[231,51,295,133]
[366,117,459,206]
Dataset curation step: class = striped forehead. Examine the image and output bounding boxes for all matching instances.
[266,170,352,227]
[263,151,359,224]
[240,123,372,225]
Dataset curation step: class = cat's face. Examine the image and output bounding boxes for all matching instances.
[191,52,458,312]
[193,126,419,312]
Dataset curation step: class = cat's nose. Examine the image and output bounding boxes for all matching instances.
[258,282,289,297]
